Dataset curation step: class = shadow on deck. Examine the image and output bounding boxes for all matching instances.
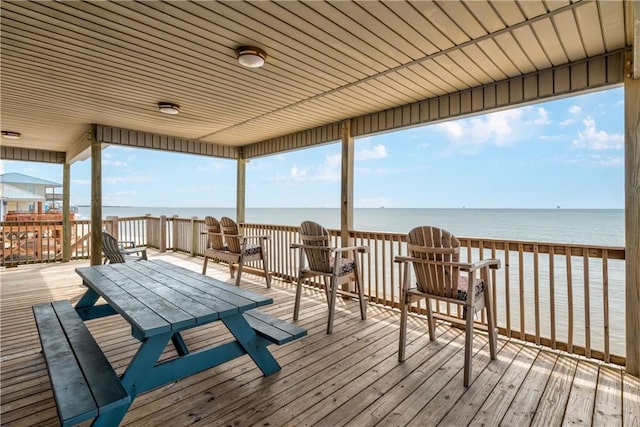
[1,251,639,426]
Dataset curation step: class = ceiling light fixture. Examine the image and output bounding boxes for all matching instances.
[158,102,180,115]
[1,131,21,139]
[236,46,267,68]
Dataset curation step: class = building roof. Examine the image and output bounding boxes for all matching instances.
[0,173,61,187]
[0,183,46,202]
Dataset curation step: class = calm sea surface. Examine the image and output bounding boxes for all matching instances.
[79,207,624,246]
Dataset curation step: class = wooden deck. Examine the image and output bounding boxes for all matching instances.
[1,252,639,427]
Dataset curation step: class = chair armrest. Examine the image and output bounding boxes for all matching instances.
[392,257,500,271]
[333,245,369,254]
[118,240,136,249]
[290,243,332,252]
[240,234,270,242]
[467,258,501,271]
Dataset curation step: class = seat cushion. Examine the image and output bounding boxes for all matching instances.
[456,276,484,302]
[332,257,356,276]
[243,244,262,256]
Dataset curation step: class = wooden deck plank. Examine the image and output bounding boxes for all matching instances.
[372,336,492,427]
[498,348,558,425]
[593,366,623,426]
[407,339,509,426]
[562,360,599,426]
[469,344,540,427]
[531,354,579,426]
[622,372,640,426]
[1,252,638,427]
[438,340,524,426]
[285,324,455,427]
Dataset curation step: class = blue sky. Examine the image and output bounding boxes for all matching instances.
[2,86,624,209]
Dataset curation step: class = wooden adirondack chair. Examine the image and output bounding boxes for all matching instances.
[101,230,147,264]
[202,216,271,288]
[395,225,500,387]
[291,221,368,334]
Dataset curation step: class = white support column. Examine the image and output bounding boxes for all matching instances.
[625,50,640,377]
[62,162,71,262]
[90,127,103,266]
[236,157,247,225]
[340,120,354,248]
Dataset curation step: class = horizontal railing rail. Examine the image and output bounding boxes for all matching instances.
[1,216,626,366]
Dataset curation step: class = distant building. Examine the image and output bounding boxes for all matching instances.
[0,173,62,221]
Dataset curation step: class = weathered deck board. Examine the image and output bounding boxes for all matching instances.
[1,252,639,427]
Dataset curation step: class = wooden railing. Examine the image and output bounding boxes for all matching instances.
[1,216,626,366]
[240,223,627,366]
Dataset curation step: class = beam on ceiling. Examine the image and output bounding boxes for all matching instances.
[0,146,65,163]
[95,125,239,159]
[245,50,625,159]
[66,128,93,163]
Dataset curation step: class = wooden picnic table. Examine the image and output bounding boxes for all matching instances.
[59,259,305,426]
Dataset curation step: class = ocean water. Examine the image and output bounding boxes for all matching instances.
[79,207,625,246]
[80,206,627,355]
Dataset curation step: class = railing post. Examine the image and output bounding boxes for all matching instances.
[191,216,198,257]
[145,214,151,247]
[159,215,167,253]
[106,216,119,239]
[172,215,179,252]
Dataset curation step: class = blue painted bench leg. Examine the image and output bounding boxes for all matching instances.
[222,314,281,376]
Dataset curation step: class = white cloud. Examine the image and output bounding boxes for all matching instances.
[103,159,128,167]
[103,190,137,205]
[104,174,154,185]
[434,108,524,149]
[325,154,341,168]
[559,119,575,126]
[356,144,387,160]
[590,155,623,167]
[527,107,550,125]
[267,156,340,184]
[435,121,464,139]
[290,164,307,179]
[571,116,623,151]
[569,105,582,115]
[196,161,228,172]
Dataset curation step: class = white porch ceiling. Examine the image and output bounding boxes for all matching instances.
[0,0,635,156]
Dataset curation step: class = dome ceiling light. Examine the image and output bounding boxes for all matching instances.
[158,102,180,115]
[1,131,21,139]
[236,46,267,68]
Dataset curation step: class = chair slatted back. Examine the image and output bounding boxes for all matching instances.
[102,231,125,264]
[300,221,332,273]
[220,217,242,254]
[406,226,460,298]
[204,216,225,250]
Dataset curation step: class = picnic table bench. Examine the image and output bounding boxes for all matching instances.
[33,260,306,426]
[33,300,130,426]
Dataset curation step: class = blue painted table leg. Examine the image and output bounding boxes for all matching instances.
[91,404,130,427]
[120,333,172,399]
[74,288,117,320]
[76,287,99,308]
[171,332,189,356]
[222,314,281,376]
